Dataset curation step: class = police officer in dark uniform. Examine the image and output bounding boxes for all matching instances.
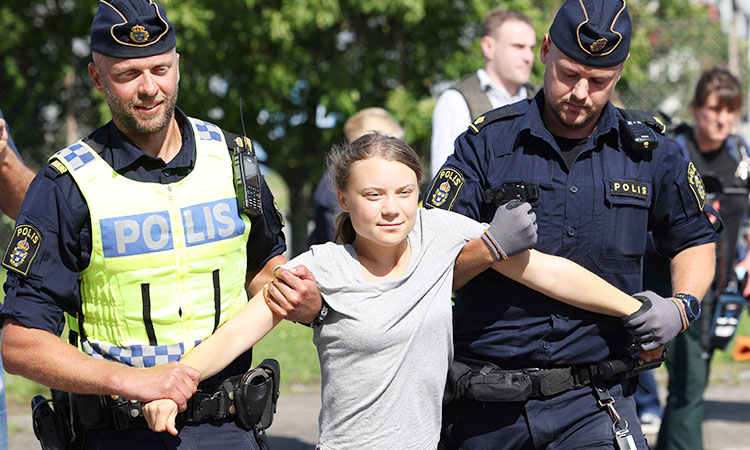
[425,1,718,448]
[654,68,750,450]
[0,1,321,448]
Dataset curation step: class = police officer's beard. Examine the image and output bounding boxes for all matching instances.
[104,85,178,136]
[550,99,598,130]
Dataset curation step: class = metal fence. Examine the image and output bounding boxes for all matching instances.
[2,16,749,251]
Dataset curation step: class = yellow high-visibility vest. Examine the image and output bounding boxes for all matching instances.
[52,118,251,366]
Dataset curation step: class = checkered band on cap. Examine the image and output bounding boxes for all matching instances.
[82,338,203,368]
[55,143,96,170]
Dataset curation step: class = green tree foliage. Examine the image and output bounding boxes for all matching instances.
[169,0,547,253]
[0,0,718,254]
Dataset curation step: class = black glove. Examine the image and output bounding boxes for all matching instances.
[623,290,687,351]
[481,200,537,261]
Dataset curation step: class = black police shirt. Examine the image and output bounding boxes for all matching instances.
[1,108,286,336]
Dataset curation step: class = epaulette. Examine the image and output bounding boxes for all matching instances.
[468,104,523,135]
[49,159,68,176]
[618,108,667,135]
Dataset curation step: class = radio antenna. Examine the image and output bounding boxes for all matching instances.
[239,98,248,140]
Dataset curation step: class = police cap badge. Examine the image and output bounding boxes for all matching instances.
[90,0,176,58]
[549,0,631,68]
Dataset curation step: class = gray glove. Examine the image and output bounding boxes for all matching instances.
[481,199,537,261]
[623,290,687,352]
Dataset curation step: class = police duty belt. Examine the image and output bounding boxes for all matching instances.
[445,349,667,404]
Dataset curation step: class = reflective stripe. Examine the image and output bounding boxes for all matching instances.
[141,283,158,346]
[213,269,221,333]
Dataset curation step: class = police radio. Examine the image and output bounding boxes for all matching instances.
[232,100,263,217]
[709,289,745,351]
[619,119,658,153]
[483,181,539,207]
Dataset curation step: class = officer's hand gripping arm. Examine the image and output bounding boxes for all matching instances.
[481,199,538,261]
[452,200,537,289]
[264,264,323,325]
[622,291,686,351]
[2,319,200,410]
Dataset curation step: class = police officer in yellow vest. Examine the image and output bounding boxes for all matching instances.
[0,1,322,448]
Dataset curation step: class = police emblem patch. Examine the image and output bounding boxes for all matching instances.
[590,37,608,53]
[424,167,464,210]
[686,161,706,210]
[2,224,42,277]
[130,24,149,44]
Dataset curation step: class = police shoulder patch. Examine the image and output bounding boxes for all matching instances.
[424,167,464,210]
[2,224,42,276]
[686,161,706,210]
[469,104,523,135]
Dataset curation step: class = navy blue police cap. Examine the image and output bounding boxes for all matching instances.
[90,0,176,58]
[549,0,631,68]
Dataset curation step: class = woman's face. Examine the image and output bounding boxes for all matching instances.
[337,156,419,252]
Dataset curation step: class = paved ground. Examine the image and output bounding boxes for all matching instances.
[8,373,750,450]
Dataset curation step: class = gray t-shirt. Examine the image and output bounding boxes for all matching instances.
[284,208,486,450]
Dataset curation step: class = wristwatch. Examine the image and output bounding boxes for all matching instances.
[300,300,329,328]
[674,293,702,324]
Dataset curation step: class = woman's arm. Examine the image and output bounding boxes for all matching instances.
[182,286,282,379]
[144,285,282,435]
[494,249,642,317]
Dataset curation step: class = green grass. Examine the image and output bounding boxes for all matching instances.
[252,320,321,393]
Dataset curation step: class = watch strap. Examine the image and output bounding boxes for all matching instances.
[300,301,328,329]
[668,296,689,332]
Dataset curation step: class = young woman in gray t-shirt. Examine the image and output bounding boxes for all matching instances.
[142,134,661,450]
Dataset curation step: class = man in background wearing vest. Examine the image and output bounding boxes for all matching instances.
[0,1,321,448]
[430,9,538,177]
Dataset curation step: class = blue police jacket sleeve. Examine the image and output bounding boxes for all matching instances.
[1,165,90,335]
[423,129,487,221]
[245,173,286,271]
[649,138,718,258]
